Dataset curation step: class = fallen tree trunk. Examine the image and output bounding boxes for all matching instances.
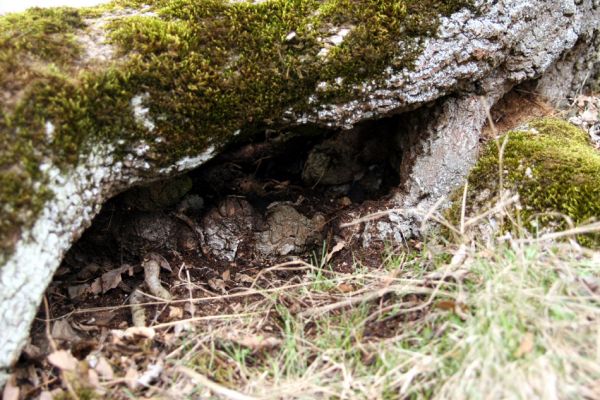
[0,0,599,383]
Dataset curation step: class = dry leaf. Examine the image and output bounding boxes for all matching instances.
[47,350,78,371]
[112,327,156,341]
[88,368,100,388]
[236,273,255,284]
[38,391,53,400]
[208,278,226,293]
[325,240,346,263]
[228,334,281,352]
[2,376,19,400]
[147,252,172,272]
[173,322,193,336]
[168,306,184,320]
[95,357,114,380]
[51,319,81,342]
[515,332,535,358]
[336,283,355,293]
[435,300,457,311]
[124,367,139,390]
[222,269,231,281]
[99,269,123,294]
[137,364,163,388]
[68,284,91,299]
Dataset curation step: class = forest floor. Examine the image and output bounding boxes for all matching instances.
[3,91,600,400]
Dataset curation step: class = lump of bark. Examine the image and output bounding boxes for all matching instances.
[255,204,325,256]
[114,212,197,255]
[302,128,394,187]
[200,197,258,262]
[123,175,193,212]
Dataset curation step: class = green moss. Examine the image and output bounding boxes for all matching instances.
[0,0,473,262]
[454,118,600,246]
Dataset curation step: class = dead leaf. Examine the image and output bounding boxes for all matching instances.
[222,269,231,281]
[75,263,101,280]
[124,367,139,390]
[68,284,91,299]
[236,273,255,284]
[2,376,19,400]
[88,368,100,388]
[38,391,53,400]
[336,283,354,293]
[325,240,346,264]
[136,364,163,388]
[435,300,457,311]
[338,197,352,207]
[173,322,193,336]
[228,334,281,352]
[95,357,114,380]
[147,252,172,272]
[47,350,78,371]
[208,278,226,293]
[99,269,123,294]
[515,332,535,358]
[168,306,184,320]
[51,319,81,342]
[112,327,156,341]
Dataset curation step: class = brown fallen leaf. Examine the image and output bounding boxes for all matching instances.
[325,240,346,264]
[124,367,139,390]
[47,350,78,371]
[68,284,91,299]
[99,269,123,294]
[236,273,255,284]
[336,283,355,293]
[95,357,114,380]
[227,333,281,352]
[222,269,231,281]
[435,300,457,311]
[515,332,535,358]
[147,252,172,272]
[169,306,184,320]
[208,278,227,293]
[2,376,19,400]
[51,319,81,342]
[111,327,156,342]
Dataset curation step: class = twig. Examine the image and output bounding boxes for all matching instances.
[43,297,80,400]
[177,366,259,400]
[151,312,263,330]
[299,285,451,318]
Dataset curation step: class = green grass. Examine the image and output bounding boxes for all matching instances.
[31,183,600,399]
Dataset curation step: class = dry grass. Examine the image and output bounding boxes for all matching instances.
[75,199,599,400]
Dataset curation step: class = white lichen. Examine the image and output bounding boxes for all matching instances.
[131,94,156,132]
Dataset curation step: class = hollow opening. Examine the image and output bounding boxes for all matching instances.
[28,113,411,345]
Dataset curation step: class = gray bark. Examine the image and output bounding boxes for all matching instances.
[1,0,599,385]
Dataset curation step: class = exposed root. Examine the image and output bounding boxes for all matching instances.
[129,289,147,328]
[142,255,172,301]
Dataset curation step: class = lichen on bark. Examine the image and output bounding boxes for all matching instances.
[0,0,472,263]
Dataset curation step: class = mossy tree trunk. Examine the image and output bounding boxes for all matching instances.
[1,0,599,384]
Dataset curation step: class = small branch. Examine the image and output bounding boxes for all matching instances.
[177,366,259,400]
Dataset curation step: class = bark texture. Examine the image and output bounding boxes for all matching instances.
[1,0,599,384]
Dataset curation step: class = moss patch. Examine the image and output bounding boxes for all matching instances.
[0,0,473,262]
[454,118,600,246]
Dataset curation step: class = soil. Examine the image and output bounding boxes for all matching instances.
[9,88,568,398]
[11,117,407,396]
